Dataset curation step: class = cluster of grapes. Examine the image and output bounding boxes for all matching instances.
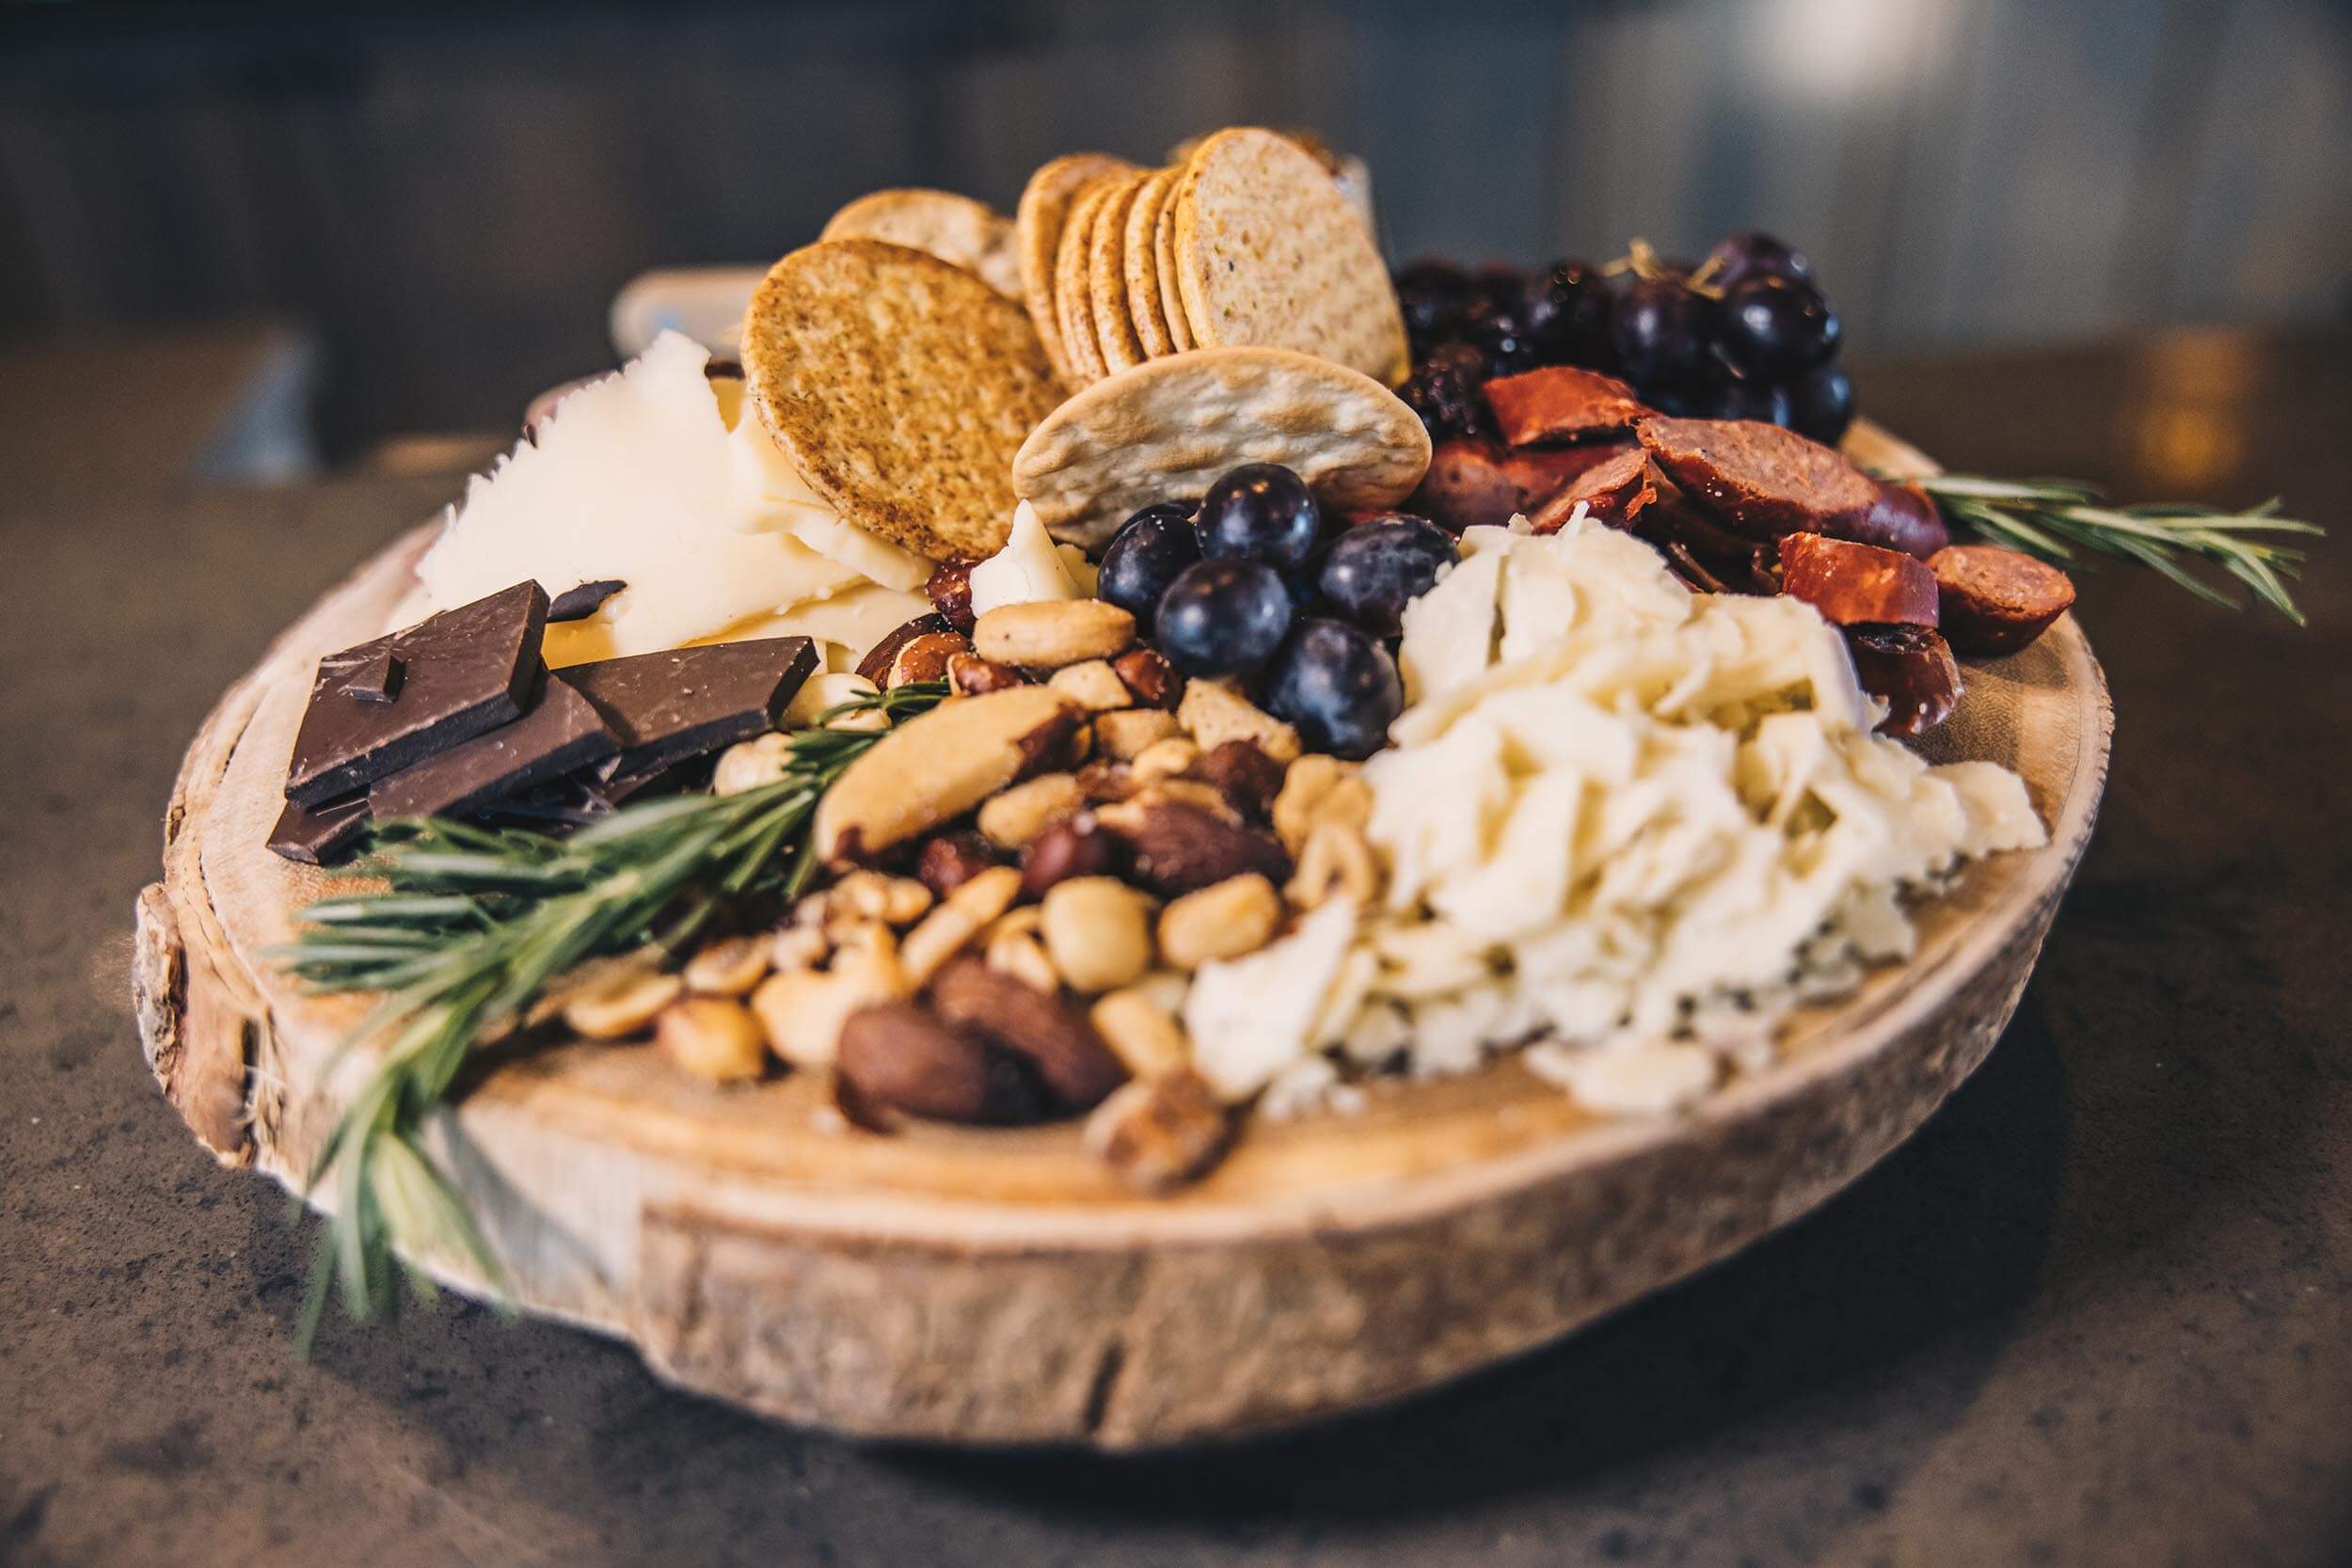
[1394,231,1854,446]
[1095,464,1459,759]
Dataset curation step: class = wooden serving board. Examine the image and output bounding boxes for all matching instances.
[132,424,2110,1449]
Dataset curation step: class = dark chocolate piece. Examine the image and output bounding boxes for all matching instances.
[548,578,628,622]
[367,672,616,821]
[267,794,372,866]
[560,637,818,777]
[285,581,548,805]
[330,648,404,705]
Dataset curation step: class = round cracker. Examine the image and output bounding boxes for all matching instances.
[1172,128,1409,385]
[744,240,1063,562]
[819,188,1023,299]
[1010,345,1432,547]
[1152,175,1197,353]
[1052,177,1115,386]
[1088,171,1151,374]
[1016,153,1136,383]
[1121,166,1181,358]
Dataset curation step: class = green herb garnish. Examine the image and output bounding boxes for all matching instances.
[275,680,946,1353]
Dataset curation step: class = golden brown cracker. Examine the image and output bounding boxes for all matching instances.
[743,240,1063,562]
[1122,166,1181,358]
[1016,153,1136,383]
[1088,171,1152,374]
[1172,128,1408,385]
[1010,346,1432,546]
[1152,170,1198,353]
[1053,177,1116,385]
[819,188,1022,299]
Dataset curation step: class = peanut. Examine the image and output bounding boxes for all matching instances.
[1271,754,1371,854]
[1041,877,1154,994]
[656,997,768,1082]
[898,863,1022,984]
[562,968,683,1039]
[826,869,935,928]
[770,925,830,973]
[986,927,1062,993]
[1130,736,1200,782]
[711,732,791,796]
[1089,987,1192,1079]
[973,599,1136,669]
[977,771,1083,849]
[1156,873,1281,971]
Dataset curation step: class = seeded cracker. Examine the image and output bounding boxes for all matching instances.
[1172,127,1409,385]
[1122,166,1181,358]
[1011,345,1432,546]
[1053,177,1117,385]
[743,240,1062,562]
[1089,171,1152,374]
[818,188,1023,299]
[1016,153,1139,383]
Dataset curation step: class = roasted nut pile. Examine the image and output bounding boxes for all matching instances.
[590,594,1380,1191]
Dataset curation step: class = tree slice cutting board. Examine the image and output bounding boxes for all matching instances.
[131,422,2110,1449]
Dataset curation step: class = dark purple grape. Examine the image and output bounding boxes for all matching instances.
[1700,374,1793,425]
[1703,231,1813,292]
[1095,502,1201,621]
[1521,261,1612,367]
[1424,340,1489,381]
[1197,464,1322,569]
[1644,382,1700,418]
[1262,619,1405,760]
[1715,275,1840,378]
[1610,277,1709,391]
[1153,559,1293,676]
[1399,359,1487,441]
[1394,259,1471,347]
[1470,264,1526,312]
[1316,515,1458,636]
[1788,360,1855,444]
[1461,298,1535,376]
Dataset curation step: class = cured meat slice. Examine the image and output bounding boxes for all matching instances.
[1844,624,1962,736]
[1481,365,1648,448]
[1928,545,2076,656]
[1529,448,1658,533]
[1778,533,1939,626]
[1635,416,1950,558]
[1409,437,1639,532]
[1855,480,1952,559]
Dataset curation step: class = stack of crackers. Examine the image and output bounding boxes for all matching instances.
[1015,128,1408,391]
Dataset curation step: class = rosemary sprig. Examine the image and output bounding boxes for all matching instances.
[276,680,947,1353]
[1911,474,2323,626]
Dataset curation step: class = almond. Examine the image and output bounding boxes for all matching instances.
[948,650,1026,696]
[836,1002,1038,1124]
[973,599,1136,669]
[885,630,973,689]
[1019,815,1122,897]
[812,686,1077,865]
[928,955,1128,1109]
[1111,644,1183,709]
[1097,795,1291,896]
[1194,738,1284,822]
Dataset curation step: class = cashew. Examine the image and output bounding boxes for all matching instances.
[811,686,1077,865]
[750,940,909,1069]
[1047,659,1133,712]
[1287,820,1380,911]
[1156,873,1282,971]
[712,732,791,796]
[1089,987,1192,1079]
[1095,707,1184,761]
[825,869,935,928]
[683,934,771,996]
[898,863,1023,985]
[562,968,683,1039]
[977,771,1084,849]
[656,997,768,1081]
[1271,754,1371,854]
[973,599,1136,669]
[770,925,831,973]
[1130,736,1200,781]
[1177,678,1300,764]
[1041,877,1155,994]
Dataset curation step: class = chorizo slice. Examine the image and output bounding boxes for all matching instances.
[1636,416,1951,558]
[1481,365,1648,448]
[1778,533,1939,626]
[1844,624,1962,736]
[1928,545,2076,656]
[1854,479,1952,559]
[1409,437,1639,532]
[1529,448,1659,533]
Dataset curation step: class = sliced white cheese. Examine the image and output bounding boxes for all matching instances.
[969,500,1079,616]
[1183,898,1359,1101]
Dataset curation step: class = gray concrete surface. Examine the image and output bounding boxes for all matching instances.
[4,332,2348,1565]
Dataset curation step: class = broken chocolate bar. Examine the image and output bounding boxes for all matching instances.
[560,637,818,778]
[368,672,616,821]
[268,794,372,866]
[548,578,627,622]
[284,581,548,805]
[330,647,404,705]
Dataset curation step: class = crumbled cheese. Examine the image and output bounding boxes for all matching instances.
[1182,897,1359,1101]
[969,500,1080,616]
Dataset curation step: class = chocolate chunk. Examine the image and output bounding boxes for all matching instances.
[559,637,818,777]
[548,578,628,622]
[329,648,404,705]
[268,794,372,866]
[285,581,548,805]
[368,672,616,820]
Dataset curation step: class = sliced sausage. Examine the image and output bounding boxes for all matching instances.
[1481,365,1648,448]
[1779,533,1939,626]
[1409,437,1639,532]
[1630,483,1776,594]
[1928,545,2076,656]
[1636,416,1951,558]
[1853,479,1951,559]
[1529,448,1659,533]
[1844,624,1962,736]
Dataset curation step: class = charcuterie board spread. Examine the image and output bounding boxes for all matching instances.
[137,127,2316,1448]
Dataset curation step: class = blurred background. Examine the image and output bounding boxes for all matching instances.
[2,0,2348,484]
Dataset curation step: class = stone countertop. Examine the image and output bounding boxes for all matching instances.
[4,328,2347,1567]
